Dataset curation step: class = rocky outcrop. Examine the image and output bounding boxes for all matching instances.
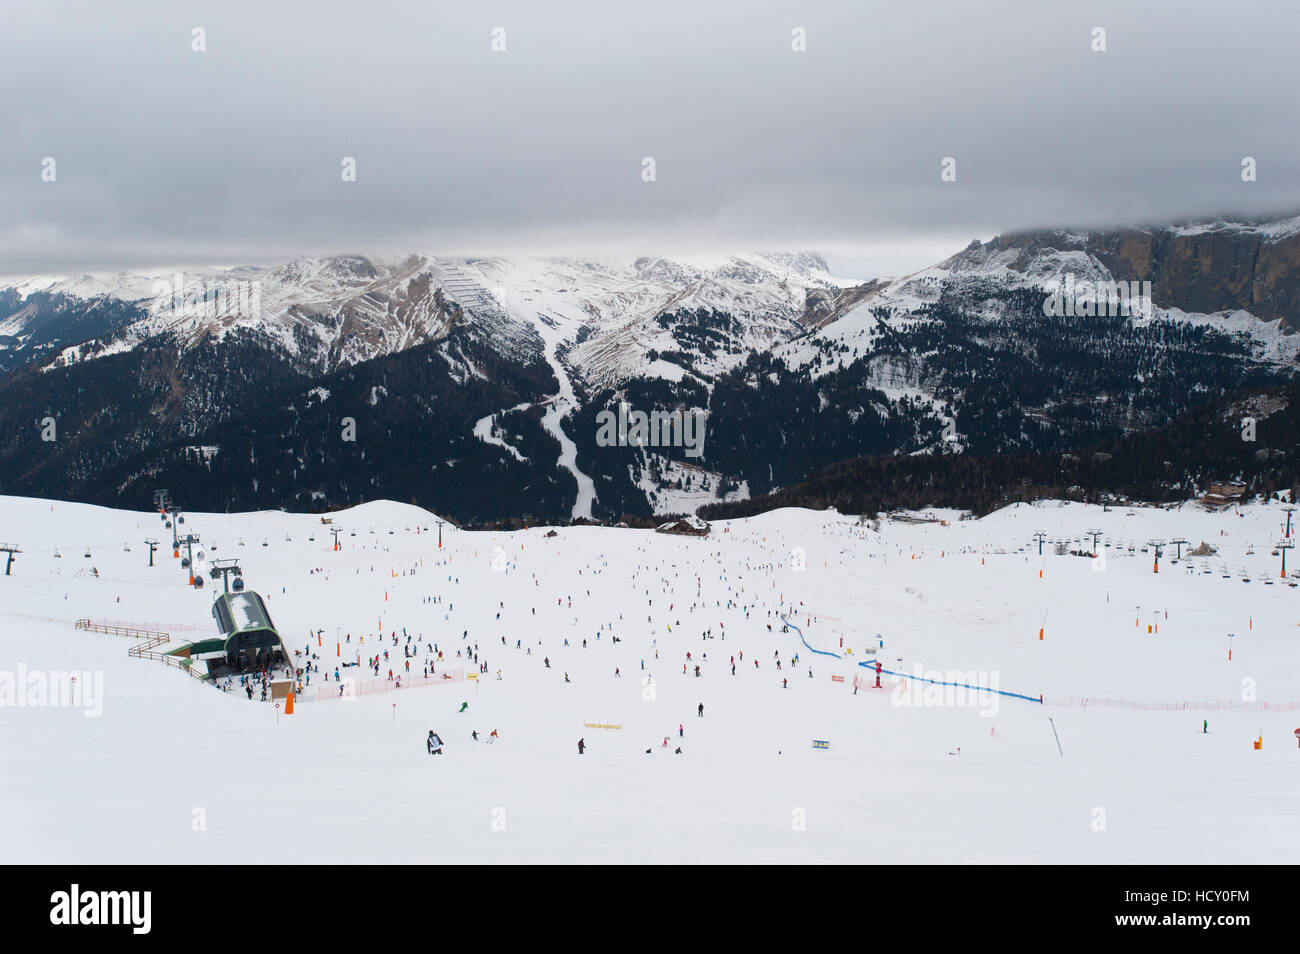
[983,218,1300,329]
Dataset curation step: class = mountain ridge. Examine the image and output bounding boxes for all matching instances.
[2,215,1298,522]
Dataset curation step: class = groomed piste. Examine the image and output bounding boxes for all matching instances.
[3,495,1300,864]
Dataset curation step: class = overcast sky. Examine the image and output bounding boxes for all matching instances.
[2,0,1297,280]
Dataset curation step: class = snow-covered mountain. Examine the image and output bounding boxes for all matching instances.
[1,216,1298,523]
[775,217,1300,378]
[0,251,842,381]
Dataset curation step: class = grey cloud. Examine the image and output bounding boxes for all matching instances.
[2,0,1297,278]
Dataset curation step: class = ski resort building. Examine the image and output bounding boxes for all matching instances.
[1203,482,1247,505]
[656,516,710,537]
[192,591,287,676]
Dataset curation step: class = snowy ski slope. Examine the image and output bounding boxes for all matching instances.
[1,495,1298,863]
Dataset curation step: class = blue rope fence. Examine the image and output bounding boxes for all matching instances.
[780,614,1042,705]
[864,663,1043,705]
[779,615,841,659]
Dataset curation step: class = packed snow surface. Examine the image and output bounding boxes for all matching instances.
[2,496,1298,863]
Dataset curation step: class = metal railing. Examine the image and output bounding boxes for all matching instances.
[75,618,211,683]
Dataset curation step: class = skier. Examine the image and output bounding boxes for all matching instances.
[459,701,468,713]
[577,738,585,755]
[427,730,443,755]
[1203,719,1208,734]
[489,729,499,744]
[679,723,684,738]
[697,702,704,717]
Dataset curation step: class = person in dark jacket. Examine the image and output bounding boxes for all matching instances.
[577,738,585,755]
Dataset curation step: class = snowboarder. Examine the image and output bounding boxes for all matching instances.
[427,730,443,755]
[577,738,585,755]
[697,702,704,717]
[679,723,684,738]
[459,701,468,713]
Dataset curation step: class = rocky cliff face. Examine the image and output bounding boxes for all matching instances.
[983,217,1300,329]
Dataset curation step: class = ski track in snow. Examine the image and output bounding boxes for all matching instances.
[472,402,532,463]
[535,321,595,520]
[470,320,596,519]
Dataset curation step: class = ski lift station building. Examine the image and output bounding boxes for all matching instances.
[190,591,285,674]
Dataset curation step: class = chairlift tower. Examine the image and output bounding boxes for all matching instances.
[162,506,186,556]
[144,539,160,567]
[1284,507,1296,539]
[1169,537,1189,561]
[1147,540,1166,573]
[210,559,245,593]
[330,527,343,552]
[0,543,21,576]
[1033,531,1048,556]
[1085,528,1103,556]
[179,533,202,585]
[1278,539,1295,578]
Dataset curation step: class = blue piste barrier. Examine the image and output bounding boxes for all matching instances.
[781,614,1041,705]
[779,615,840,659]
[863,663,1042,705]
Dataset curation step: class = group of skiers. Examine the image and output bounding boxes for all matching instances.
[427,722,501,754]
